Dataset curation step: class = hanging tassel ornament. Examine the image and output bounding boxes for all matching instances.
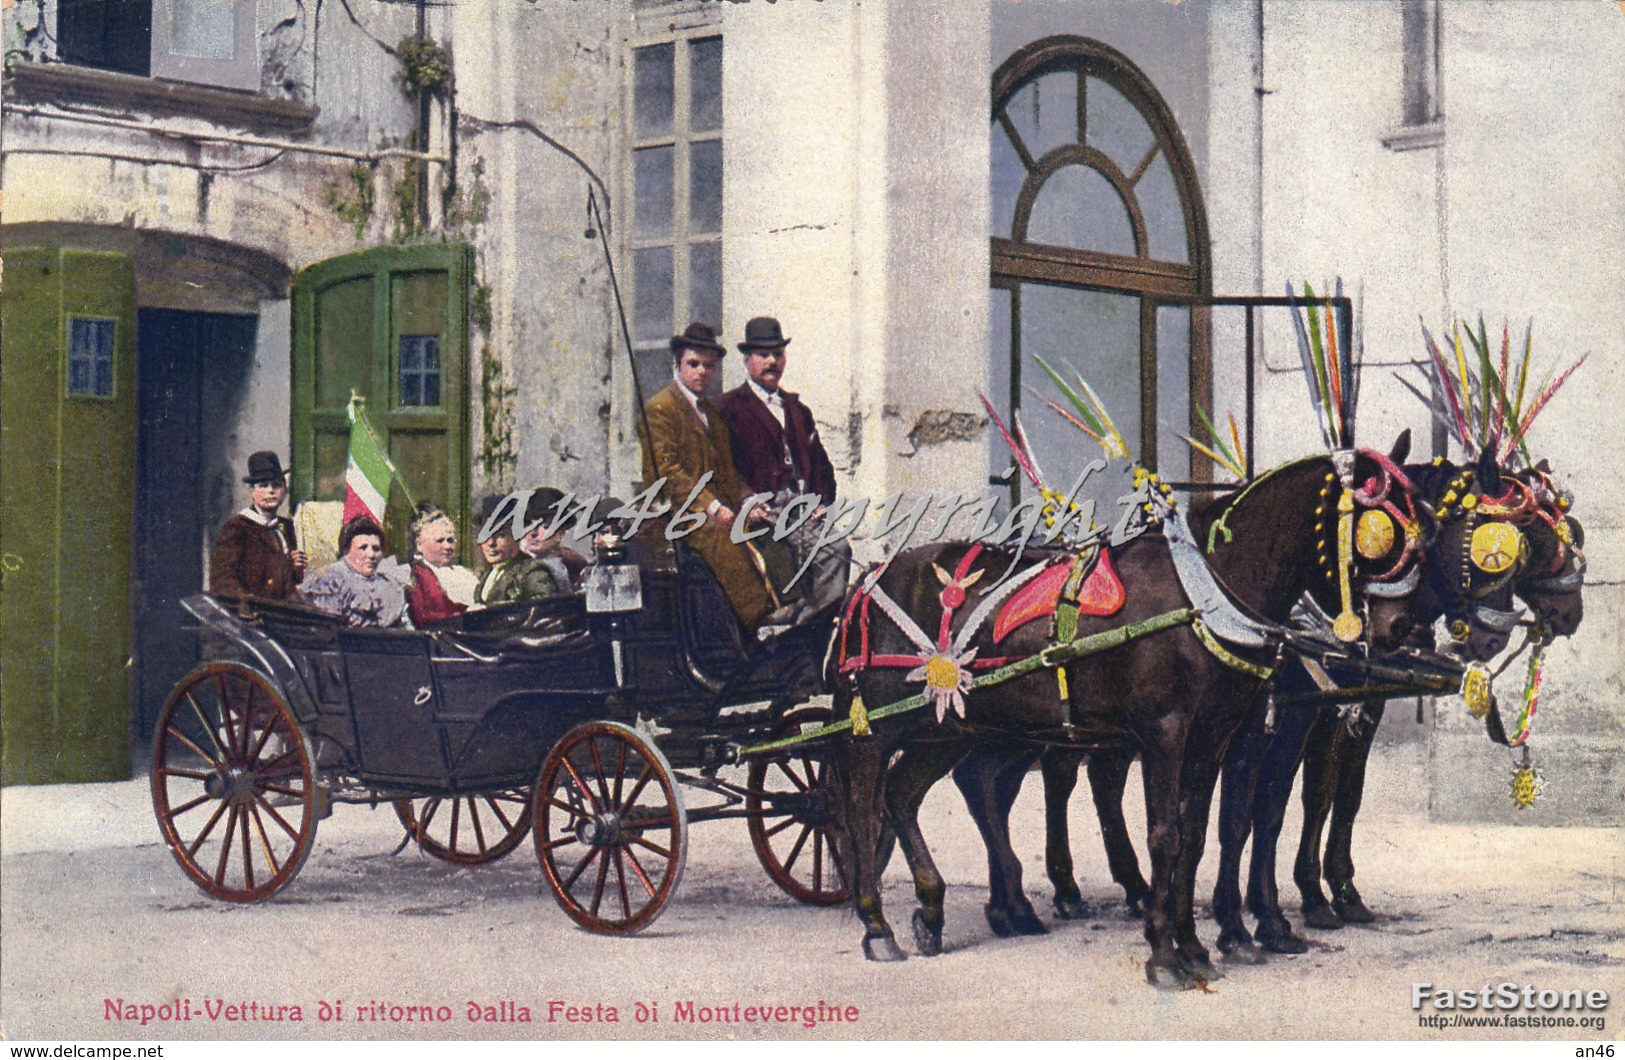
[1509,745,1545,811]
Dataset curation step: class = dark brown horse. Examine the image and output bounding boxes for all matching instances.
[826,449,1421,986]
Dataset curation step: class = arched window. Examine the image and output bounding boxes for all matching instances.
[989,36,1211,500]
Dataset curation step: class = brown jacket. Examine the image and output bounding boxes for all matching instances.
[641,381,776,627]
[210,513,302,602]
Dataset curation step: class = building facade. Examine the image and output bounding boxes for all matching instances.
[3,0,1619,824]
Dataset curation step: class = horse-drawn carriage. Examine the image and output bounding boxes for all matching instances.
[151,540,847,932]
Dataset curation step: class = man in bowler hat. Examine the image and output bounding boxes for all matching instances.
[210,451,307,601]
[640,322,778,629]
[718,316,848,623]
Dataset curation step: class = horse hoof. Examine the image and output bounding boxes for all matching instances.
[1054,895,1093,920]
[1184,955,1224,982]
[1259,931,1310,955]
[911,910,943,957]
[1217,929,1263,963]
[862,934,906,962]
[1301,904,1344,931]
[1009,910,1048,936]
[985,904,1017,938]
[1144,957,1186,990]
[1332,893,1376,924]
[1122,896,1148,920]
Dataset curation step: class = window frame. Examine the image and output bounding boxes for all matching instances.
[990,36,1213,488]
[54,0,259,91]
[64,316,119,401]
[623,17,724,406]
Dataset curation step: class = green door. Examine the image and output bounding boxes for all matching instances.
[2,248,136,784]
[291,245,471,558]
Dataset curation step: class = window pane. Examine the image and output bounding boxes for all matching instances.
[690,139,723,234]
[690,36,723,132]
[990,121,1026,239]
[398,335,440,407]
[1137,151,1189,265]
[634,145,674,240]
[633,44,675,139]
[1027,164,1136,256]
[634,347,671,411]
[1085,77,1155,177]
[171,0,235,60]
[1003,72,1078,164]
[1155,305,1192,481]
[633,246,674,344]
[689,241,722,329]
[68,318,114,396]
[1019,284,1140,515]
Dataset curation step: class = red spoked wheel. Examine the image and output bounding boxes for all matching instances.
[394,791,534,865]
[746,706,848,906]
[151,662,318,903]
[533,721,687,935]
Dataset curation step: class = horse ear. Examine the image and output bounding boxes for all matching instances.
[1388,429,1411,465]
[1476,446,1502,495]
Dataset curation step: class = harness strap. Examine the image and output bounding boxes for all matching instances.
[1192,619,1276,679]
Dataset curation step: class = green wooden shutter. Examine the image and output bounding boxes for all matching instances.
[2,247,136,784]
[290,244,471,560]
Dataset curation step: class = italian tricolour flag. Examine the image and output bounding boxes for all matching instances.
[343,394,393,525]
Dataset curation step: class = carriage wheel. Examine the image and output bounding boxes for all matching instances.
[151,662,318,903]
[746,706,849,906]
[394,790,534,865]
[533,721,687,935]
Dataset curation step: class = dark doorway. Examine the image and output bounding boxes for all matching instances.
[133,308,256,743]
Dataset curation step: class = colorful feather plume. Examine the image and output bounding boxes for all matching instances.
[1180,402,1249,482]
[1287,280,1358,450]
[1031,354,1131,461]
[979,391,1043,488]
[1405,316,1586,468]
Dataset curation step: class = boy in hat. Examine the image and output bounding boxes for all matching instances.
[210,451,307,602]
[640,322,778,629]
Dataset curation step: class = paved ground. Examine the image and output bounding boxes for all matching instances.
[2,738,1620,1041]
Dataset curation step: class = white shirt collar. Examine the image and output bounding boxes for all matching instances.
[673,370,709,425]
[747,377,783,406]
[240,506,279,528]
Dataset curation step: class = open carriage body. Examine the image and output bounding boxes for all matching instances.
[151,545,847,930]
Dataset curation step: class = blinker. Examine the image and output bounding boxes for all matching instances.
[1354,509,1395,559]
[1470,522,1527,575]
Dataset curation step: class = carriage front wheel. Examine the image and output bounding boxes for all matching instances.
[395,790,533,865]
[746,706,848,906]
[532,721,688,934]
[151,662,318,903]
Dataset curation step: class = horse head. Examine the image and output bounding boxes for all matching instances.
[1514,461,1585,638]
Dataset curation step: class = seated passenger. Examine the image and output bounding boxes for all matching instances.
[303,516,413,628]
[407,503,480,626]
[475,495,558,606]
[519,487,591,592]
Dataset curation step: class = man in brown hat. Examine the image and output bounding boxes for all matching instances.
[209,451,307,601]
[718,316,847,623]
[640,322,777,628]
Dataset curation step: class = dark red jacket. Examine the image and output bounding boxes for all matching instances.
[716,384,837,505]
[209,513,302,601]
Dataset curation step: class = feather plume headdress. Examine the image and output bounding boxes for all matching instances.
[1397,316,1586,470]
[1287,280,1360,452]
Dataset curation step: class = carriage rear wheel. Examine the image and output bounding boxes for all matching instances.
[533,721,688,934]
[151,662,318,903]
[746,706,849,906]
[394,791,534,865]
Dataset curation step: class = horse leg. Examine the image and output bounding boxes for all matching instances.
[1039,747,1088,919]
[1246,700,1316,954]
[1293,710,1344,930]
[886,741,967,957]
[1325,698,1385,924]
[954,746,1046,937]
[827,721,905,962]
[1087,749,1150,916]
[1137,749,1188,988]
[1171,746,1227,984]
[1213,718,1268,962]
